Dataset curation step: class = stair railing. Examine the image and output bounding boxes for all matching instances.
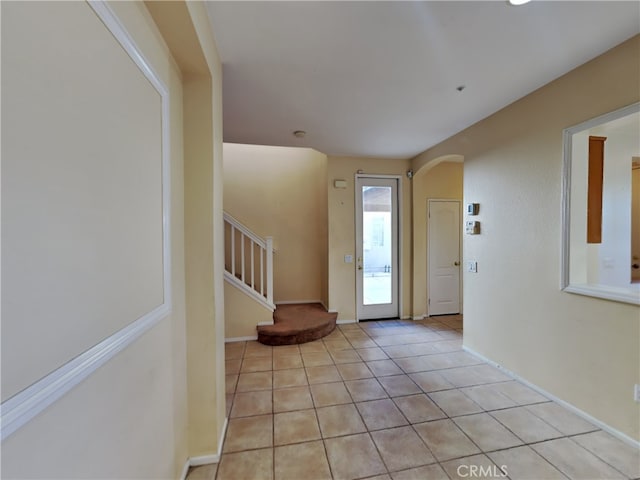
[223,212,274,311]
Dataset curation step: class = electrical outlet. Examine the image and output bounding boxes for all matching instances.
[635,384,640,403]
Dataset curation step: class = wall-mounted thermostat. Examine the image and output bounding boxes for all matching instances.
[466,203,479,215]
[466,220,480,235]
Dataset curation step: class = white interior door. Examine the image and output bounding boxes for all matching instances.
[356,177,399,320]
[428,200,461,316]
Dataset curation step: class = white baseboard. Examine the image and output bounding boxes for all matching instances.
[400,316,411,320]
[463,346,640,449]
[257,321,274,326]
[219,416,228,458]
[188,454,218,468]
[179,417,228,479]
[412,315,427,320]
[275,299,323,305]
[336,319,357,324]
[225,335,257,343]
[178,460,190,480]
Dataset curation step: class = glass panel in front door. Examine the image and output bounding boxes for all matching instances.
[362,186,392,305]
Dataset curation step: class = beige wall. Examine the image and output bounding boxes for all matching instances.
[183,73,219,457]
[162,0,227,461]
[412,35,640,441]
[2,0,166,404]
[411,161,464,318]
[223,144,328,305]
[148,0,227,459]
[1,1,189,478]
[327,156,412,321]
[2,1,227,477]
[224,282,274,339]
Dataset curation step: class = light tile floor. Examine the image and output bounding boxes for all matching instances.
[188,316,639,480]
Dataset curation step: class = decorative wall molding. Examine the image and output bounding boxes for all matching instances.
[1,306,169,440]
[1,0,171,442]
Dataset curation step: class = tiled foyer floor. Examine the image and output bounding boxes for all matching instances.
[188,316,639,480]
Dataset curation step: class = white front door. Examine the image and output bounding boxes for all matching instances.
[428,200,461,315]
[356,176,400,320]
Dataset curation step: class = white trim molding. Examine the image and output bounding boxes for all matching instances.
[223,213,275,310]
[354,174,403,321]
[1,306,170,441]
[225,336,258,343]
[224,273,276,312]
[179,461,190,480]
[180,417,228,480]
[463,346,640,449]
[336,319,357,325]
[1,0,171,442]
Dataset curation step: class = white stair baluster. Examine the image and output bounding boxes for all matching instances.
[223,213,275,311]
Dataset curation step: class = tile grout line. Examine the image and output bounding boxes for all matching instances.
[215,318,635,480]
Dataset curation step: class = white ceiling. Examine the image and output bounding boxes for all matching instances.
[205,1,639,160]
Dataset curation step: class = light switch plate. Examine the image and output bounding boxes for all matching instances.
[467,261,478,273]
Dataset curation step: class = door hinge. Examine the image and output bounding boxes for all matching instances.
[428,298,430,305]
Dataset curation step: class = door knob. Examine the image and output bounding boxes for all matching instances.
[358,265,363,270]
[454,261,460,266]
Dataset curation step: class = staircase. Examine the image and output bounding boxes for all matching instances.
[223,213,337,345]
[224,212,275,312]
[258,303,337,346]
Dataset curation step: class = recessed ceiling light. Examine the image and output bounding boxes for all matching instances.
[508,0,532,5]
[293,130,306,138]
